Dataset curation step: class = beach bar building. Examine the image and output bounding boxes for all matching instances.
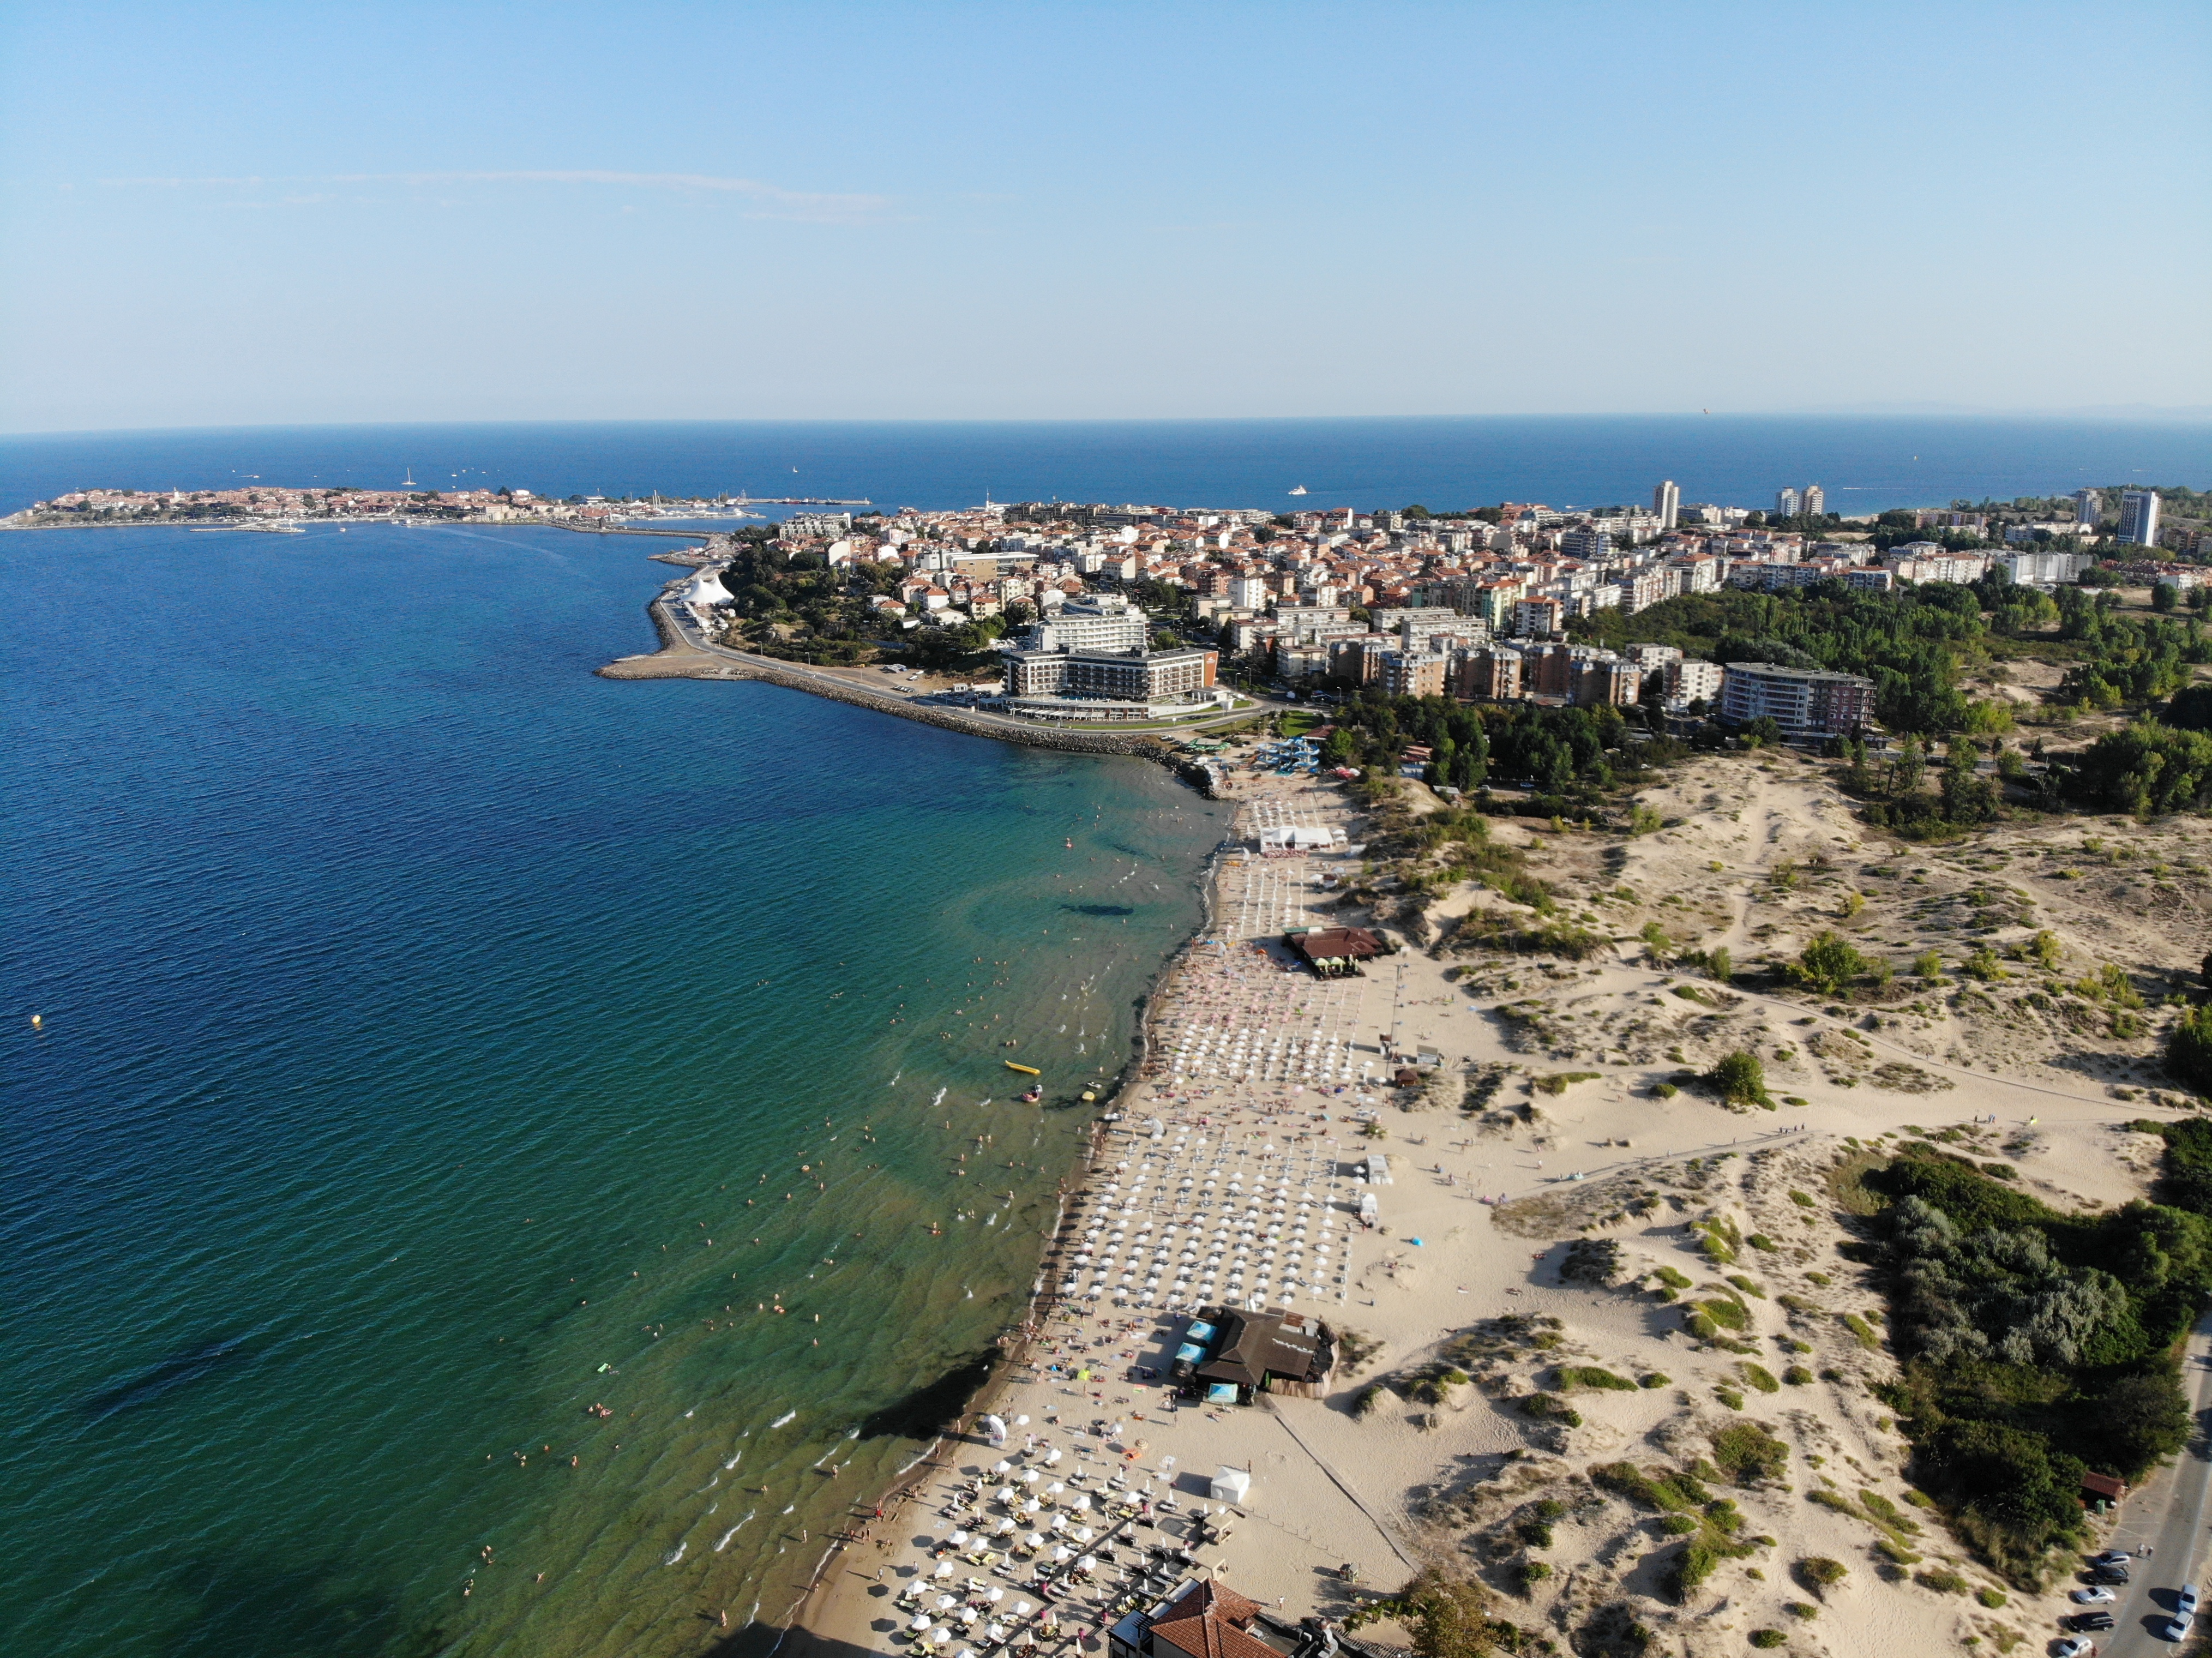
[1189,1308,1336,1401]
[1283,927,1388,977]
[1108,1581,1292,1658]
[1110,1579,1394,1658]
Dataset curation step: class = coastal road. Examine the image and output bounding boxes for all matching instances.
[2088,1306,2212,1655]
[649,597,1289,738]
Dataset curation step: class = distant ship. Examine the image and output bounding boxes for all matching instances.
[1288,485,1308,496]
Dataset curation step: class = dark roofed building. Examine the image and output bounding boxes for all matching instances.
[1284,927,1387,977]
[1193,1309,1335,1399]
[2081,1471,2127,1505]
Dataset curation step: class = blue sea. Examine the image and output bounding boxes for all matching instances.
[3,414,2205,519]
[2,417,2204,1658]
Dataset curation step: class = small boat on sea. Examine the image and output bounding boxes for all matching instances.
[1004,1061,1041,1076]
[1019,1086,1042,1104]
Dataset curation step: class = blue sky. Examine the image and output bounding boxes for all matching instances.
[2,1,2205,432]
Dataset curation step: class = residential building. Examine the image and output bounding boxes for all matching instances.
[1459,646,1524,701]
[1887,550,1992,585]
[1471,577,1526,631]
[1775,487,1801,519]
[1616,567,1670,613]
[1511,596,1565,639]
[1379,651,1449,699]
[1573,656,1642,707]
[2120,490,2162,548]
[1667,658,1724,704]
[1653,479,1680,530]
[1027,595,1152,654]
[1719,662,1874,736]
[1664,552,1722,594]
[1559,525,1612,561]
[2075,488,2103,528]
[1227,575,1273,610]
[1802,484,1825,517]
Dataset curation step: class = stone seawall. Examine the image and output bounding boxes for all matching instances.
[597,604,1221,793]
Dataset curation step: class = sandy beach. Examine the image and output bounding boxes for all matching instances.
[789,751,2211,1658]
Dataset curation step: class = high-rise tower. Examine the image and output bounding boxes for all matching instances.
[2119,491,2162,548]
[1652,479,1680,530]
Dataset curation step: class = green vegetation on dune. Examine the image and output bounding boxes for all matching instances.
[1864,1143,2210,1583]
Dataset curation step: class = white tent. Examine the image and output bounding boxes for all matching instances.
[682,569,732,611]
[1209,1467,1252,1503]
[1362,1155,1392,1186]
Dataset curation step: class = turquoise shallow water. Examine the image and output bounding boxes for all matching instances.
[0,522,1227,1657]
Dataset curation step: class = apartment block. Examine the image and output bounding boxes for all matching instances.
[1718,662,1874,736]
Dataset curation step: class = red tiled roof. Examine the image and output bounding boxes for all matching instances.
[1147,1582,1275,1658]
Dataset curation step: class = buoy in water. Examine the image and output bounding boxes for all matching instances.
[29,1013,42,1029]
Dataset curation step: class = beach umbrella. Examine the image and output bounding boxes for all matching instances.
[1072,1494,1091,1512]
[934,1563,955,1579]
[1077,1555,1098,1573]
[1050,1514,1068,1533]
[996,1518,1017,1535]
[1074,1525,1095,1543]
[1022,1468,1042,1485]
[1014,1602,1034,1618]
[985,1627,1006,1645]
[993,1461,1012,1475]
[1047,1482,1065,1498]
[948,1531,969,1547]
[1052,1545,1073,1564]
[1023,1533,1044,1549]
[930,1627,953,1648]
[986,1588,1005,1605]
[994,1486,1015,1504]
[911,1617,934,1633]
[1044,1449,1062,1465]
[937,1595,959,1612]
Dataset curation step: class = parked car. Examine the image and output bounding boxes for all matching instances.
[2179,1584,2202,1619]
[2071,1611,2116,1632]
[2092,1566,2131,1585]
[2091,1550,2132,1567]
[2071,1587,2117,1605]
[2054,1636,2095,1657]
[2159,1611,2195,1643]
